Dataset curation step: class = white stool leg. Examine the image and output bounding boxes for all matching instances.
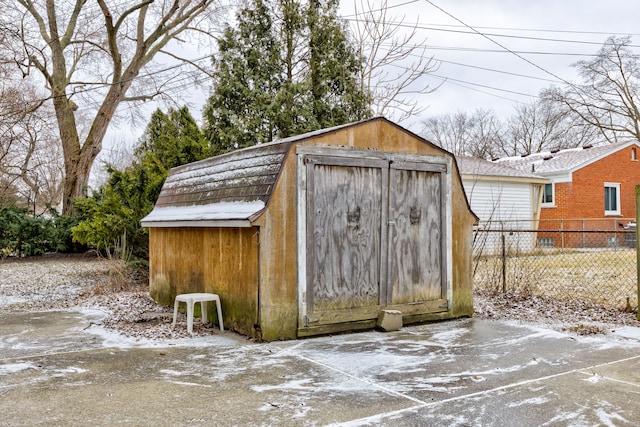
[172,298,180,328]
[186,299,195,334]
[214,297,224,331]
[200,301,208,326]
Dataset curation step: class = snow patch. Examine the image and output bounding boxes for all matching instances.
[83,321,244,349]
[507,396,550,407]
[595,404,630,426]
[141,200,265,223]
[252,378,314,393]
[54,366,88,375]
[0,362,37,375]
[168,380,211,387]
[159,369,186,377]
[0,295,27,307]
[611,326,640,341]
[583,373,603,384]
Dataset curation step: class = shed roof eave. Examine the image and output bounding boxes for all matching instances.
[141,219,254,228]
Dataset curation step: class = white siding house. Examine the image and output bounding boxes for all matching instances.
[457,157,549,254]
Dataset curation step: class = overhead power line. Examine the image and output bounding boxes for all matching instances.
[433,59,560,83]
[411,22,640,37]
[343,17,640,49]
[422,0,576,88]
[428,75,529,105]
[423,45,598,56]
[340,0,422,18]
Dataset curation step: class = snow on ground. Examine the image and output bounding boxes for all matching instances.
[0,253,639,341]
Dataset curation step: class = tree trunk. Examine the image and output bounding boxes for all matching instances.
[59,81,133,215]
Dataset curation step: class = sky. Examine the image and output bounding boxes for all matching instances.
[99,0,640,171]
[338,0,640,129]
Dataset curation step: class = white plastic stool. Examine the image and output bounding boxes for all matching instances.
[172,293,224,334]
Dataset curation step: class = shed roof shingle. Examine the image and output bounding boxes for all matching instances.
[154,141,292,209]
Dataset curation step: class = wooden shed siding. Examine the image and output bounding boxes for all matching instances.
[251,120,476,339]
[147,118,476,340]
[253,150,299,341]
[450,169,476,318]
[148,227,259,336]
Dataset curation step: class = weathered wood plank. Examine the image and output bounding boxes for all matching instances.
[297,320,378,337]
[385,299,448,315]
[149,227,259,337]
[310,163,383,311]
[389,167,443,304]
[307,305,382,325]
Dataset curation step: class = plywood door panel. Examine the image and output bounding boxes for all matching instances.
[388,165,444,304]
[302,154,448,333]
[309,163,383,311]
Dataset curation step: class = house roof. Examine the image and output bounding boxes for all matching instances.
[457,156,547,183]
[494,140,640,175]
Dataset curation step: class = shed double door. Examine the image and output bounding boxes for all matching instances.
[304,156,448,331]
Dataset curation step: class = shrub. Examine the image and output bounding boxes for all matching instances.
[0,206,81,257]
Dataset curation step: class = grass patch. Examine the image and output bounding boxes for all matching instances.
[474,248,638,310]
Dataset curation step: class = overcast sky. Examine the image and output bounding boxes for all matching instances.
[339,0,640,128]
[102,0,640,168]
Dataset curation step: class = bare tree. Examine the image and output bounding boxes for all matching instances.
[0,79,64,212]
[502,97,597,157]
[1,0,227,214]
[350,0,439,122]
[421,109,504,159]
[545,36,640,144]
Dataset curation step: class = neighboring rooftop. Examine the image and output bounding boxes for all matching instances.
[494,140,640,174]
[457,156,547,182]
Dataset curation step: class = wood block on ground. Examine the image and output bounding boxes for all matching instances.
[377,309,403,331]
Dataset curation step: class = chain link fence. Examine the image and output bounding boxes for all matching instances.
[473,219,638,311]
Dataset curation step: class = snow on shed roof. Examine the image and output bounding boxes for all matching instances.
[141,201,266,227]
[141,141,292,227]
[155,142,291,209]
[150,119,370,213]
[494,140,640,175]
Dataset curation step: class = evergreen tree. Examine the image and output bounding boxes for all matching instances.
[72,107,209,259]
[306,0,370,128]
[203,0,370,151]
[204,0,283,153]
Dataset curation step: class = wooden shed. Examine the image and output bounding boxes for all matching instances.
[141,117,478,341]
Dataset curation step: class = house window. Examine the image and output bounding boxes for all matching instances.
[604,183,621,215]
[633,147,637,161]
[542,183,554,206]
[538,237,554,248]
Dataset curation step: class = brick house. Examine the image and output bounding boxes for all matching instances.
[495,140,640,248]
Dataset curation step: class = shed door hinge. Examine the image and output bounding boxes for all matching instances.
[303,315,319,327]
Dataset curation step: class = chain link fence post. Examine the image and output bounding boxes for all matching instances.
[501,231,506,293]
[636,185,640,321]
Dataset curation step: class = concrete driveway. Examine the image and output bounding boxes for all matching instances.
[1,309,640,426]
